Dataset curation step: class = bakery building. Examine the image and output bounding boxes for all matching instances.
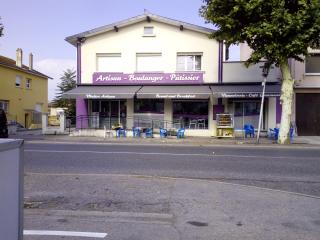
[64,13,281,137]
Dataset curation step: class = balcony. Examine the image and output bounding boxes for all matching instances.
[222,61,281,83]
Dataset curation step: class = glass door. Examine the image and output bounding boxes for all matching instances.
[234,101,266,130]
[110,101,126,128]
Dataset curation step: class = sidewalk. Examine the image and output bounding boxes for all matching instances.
[11,130,320,148]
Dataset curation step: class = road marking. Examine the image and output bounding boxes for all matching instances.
[24,230,107,238]
[24,149,320,160]
[25,149,211,157]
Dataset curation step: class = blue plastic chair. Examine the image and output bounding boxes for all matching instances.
[272,127,294,142]
[244,124,255,138]
[132,127,141,138]
[145,128,153,138]
[116,128,126,138]
[177,128,185,139]
[160,128,168,138]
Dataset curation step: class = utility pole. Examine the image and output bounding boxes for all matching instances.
[257,62,271,143]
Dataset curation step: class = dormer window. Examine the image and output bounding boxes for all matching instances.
[143,26,155,36]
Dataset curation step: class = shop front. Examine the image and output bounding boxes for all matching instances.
[63,72,215,135]
[211,84,281,134]
[64,80,281,137]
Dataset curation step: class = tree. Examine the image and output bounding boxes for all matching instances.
[200,0,320,144]
[0,17,4,37]
[54,69,77,117]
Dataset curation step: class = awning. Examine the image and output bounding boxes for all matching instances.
[210,84,281,98]
[137,86,212,99]
[62,85,142,99]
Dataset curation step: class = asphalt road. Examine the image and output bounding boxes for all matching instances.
[24,142,320,196]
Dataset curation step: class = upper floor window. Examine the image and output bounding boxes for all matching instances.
[136,53,162,72]
[176,53,202,71]
[15,75,22,87]
[143,26,154,36]
[305,54,320,74]
[97,53,122,72]
[26,78,32,89]
[0,100,9,113]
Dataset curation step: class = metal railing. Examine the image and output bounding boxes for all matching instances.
[70,115,209,131]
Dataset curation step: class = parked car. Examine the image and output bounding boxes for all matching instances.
[0,109,8,138]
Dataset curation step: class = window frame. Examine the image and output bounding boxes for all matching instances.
[176,53,202,72]
[26,78,32,89]
[96,53,122,72]
[15,75,22,88]
[0,100,9,113]
[136,53,163,72]
[143,26,155,37]
[305,53,320,75]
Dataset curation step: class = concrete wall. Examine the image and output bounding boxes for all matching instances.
[239,43,253,61]
[223,62,280,83]
[267,97,277,129]
[81,21,219,84]
[0,65,48,128]
[126,99,134,129]
[164,99,173,127]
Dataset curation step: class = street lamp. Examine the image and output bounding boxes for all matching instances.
[257,62,271,143]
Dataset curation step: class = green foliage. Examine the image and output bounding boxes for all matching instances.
[200,0,320,66]
[0,17,4,37]
[53,69,76,117]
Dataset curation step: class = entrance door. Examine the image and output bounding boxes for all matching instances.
[99,101,110,128]
[90,100,127,129]
[25,113,30,128]
[110,101,126,127]
[296,93,320,136]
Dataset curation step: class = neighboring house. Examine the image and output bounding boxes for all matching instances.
[0,49,50,129]
[240,43,320,136]
[64,12,281,137]
[290,49,320,136]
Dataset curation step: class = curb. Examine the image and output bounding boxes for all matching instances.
[23,138,320,149]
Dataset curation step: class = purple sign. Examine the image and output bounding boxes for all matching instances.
[93,72,203,85]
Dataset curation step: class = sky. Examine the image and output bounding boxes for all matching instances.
[0,0,239,101]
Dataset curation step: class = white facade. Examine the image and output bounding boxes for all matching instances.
[80,21,219,84]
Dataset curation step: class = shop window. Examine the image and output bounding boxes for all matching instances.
[173,101,208,129]
[233,101,266,130]
[15,75,22,87]
[26,78,32,89]
[143,26,154,36]
[134,99,164,114]
[0,100,9,113]
[305,54,320,74]
[176,54,202,71]
[136,53,162,72]
[91,100,100,112]
[97,53,122,72]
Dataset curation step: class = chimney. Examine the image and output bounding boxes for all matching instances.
[29,53,33,70]
[16,48,23,68]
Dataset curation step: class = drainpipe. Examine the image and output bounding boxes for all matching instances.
[218,41,224,84]
[76,37,86,85]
